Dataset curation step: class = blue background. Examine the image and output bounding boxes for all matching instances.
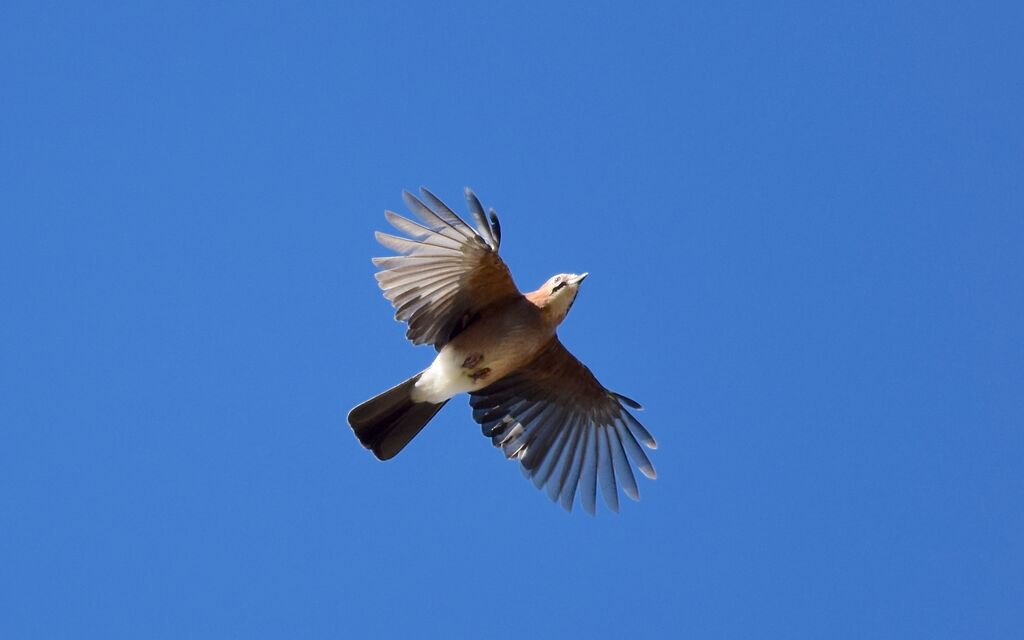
[3,1,1022,637]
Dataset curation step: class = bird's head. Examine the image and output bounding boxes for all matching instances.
[534,272,588,324]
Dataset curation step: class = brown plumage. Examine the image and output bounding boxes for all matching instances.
[347,188,657,514]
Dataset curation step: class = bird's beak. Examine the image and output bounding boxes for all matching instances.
[571,272,589,285]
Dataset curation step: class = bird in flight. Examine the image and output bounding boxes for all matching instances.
[348,188,657,514]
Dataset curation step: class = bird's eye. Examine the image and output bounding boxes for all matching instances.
[552,281,567,293]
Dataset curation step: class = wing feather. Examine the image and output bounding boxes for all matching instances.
[561,426,589,512]
[547,418,584,503]
[597,426,619,513]
[464,187,497,250]
[579,426,599,515]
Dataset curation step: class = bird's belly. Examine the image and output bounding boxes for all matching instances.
[410,315,549,404]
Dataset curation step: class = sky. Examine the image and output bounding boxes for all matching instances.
[2,1,1022,638]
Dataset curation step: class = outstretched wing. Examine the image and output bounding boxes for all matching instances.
[373,187,520,348]
[468,338,658,514]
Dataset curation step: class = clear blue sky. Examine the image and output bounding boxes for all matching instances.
[2,1,1021,638]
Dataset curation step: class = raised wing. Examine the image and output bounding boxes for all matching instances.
[374,188,520,348]
[468,338,658,514]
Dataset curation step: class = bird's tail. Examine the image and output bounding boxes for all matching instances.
[348,372,448,460]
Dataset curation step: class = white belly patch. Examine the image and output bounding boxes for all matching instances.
[411,348,481,404]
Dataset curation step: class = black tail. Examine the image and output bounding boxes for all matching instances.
[347,372,448,460]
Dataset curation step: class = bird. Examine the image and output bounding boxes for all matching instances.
[347,187,657,514]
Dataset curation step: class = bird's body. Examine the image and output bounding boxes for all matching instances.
[412,295,551,403]
[348,188,657,514]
